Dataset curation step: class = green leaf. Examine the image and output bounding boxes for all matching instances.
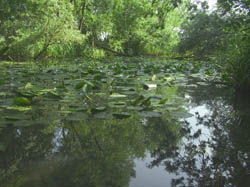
[7,106,32,111]
[0,143,6,152]
[91,106,107,114]
[110,93,127,98]
[25,82,34,89]
[139,111,161,118]
[45,91,62,99]
[13,97,31,106]
[75,80,94,89]
[159,98,168,105]
[0,79,5,85]
[112,112,131,119]
[171,111,194,118]
[4,116,20,121]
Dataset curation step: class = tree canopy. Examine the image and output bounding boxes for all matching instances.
[0,0,250,90]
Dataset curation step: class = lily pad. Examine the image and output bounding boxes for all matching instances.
[4,116,20,121]
[13,97,31,106]
[65,112,88,121]
[91,106,107,114]
[110,93,127,98]
[45,91,62,99]
[25,82,34,89]
[0,79,5,85]
[171,111,194,118]
[0,143,6,152]
[112,112,131,119]
[75,80,94,89]
[6,106,32,111]
[139,111,161,118]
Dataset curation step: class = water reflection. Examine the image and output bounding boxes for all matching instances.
[147,81,250,187]
[1,76,250,187]
[0,110,184,187]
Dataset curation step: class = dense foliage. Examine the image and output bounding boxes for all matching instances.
[177,0,250,91]
[0,0,183,59]
[0,0,250,90]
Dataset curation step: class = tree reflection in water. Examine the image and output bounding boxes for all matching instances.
[1,78,250,187]
[0,110,184,187]
[149,86,250,187]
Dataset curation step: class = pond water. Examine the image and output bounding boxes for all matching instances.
[0,58,249,187]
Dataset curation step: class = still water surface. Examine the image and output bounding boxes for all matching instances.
[0,60,249,187]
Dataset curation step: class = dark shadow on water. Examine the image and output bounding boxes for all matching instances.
[147,81,250,187]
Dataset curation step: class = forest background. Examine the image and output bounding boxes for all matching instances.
[0,0,250,91]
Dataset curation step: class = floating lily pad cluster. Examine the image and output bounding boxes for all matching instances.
[0,58,215,126]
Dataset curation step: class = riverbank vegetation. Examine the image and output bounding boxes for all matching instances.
[0,0,249,91]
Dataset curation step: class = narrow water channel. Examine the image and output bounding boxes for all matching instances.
[0,60,249,187]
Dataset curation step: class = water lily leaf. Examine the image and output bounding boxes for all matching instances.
[109,102,126,108]
[75,81,85,89]
[196,82,209,86]
[65,112,88,121]
[147,84,157,89]
[159,98,168,105]
[112,112,131,119]
[139,111,161,118]
[0,79,5,85]
[152,74,157,81]
[0,143,6,152]
[13,97,31,106]
[186,84,198,88]
[140,97,151,107]
[110,93,127,98]
[6,106,32,111]
[16,90,37,97]
[142,83,149,90]
[0,92,7,97]
[91,106,106,114]
[171,111,194,118]
[25,82,33,89]
[12,120,37,127]
[94,112,113,119]
[56,84,65,89]
[75,80,94,89]
[45,91,62,99]
[126,106,143,111]
[82,84,88,93]
[131,95,144,106]
[4,116,20,121]
[94,74,106,80]
[68,105,87,112]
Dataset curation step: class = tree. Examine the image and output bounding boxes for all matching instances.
[217,0,250,91]
[0,0,83,60]
[177,2,227,58]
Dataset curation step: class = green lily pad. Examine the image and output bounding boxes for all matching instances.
[13,97,31,106]
[126,106,143,111]
[75,80,94,89]
[171,111,194,118]
[16,90,37,97]
[25,82,34,89]
[6,106,32,111]
[4,116,20,121]
[110,93,127,98]
[112,112,131,119]
[159,98,168,105]
[0,143,6,152]
[139,111,161,118]
[0,79,5,85]
[65,112,88,121]
[91,106,107,114]
[45,91,62,99]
